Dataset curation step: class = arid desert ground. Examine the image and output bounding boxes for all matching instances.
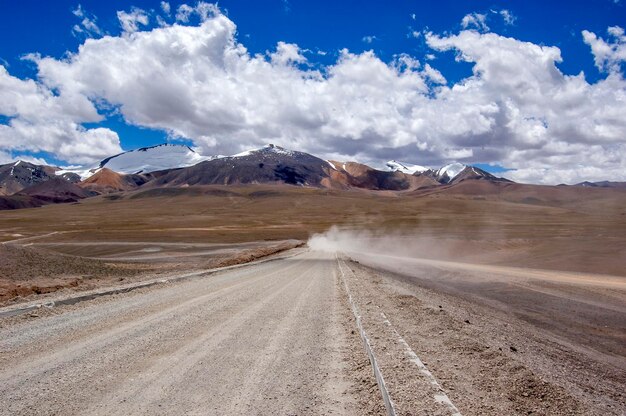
[0,185,624,415]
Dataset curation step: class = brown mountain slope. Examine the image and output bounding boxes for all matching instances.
[575,181,626,189]
[449,166,511,184]
[326,161,439,191]
[80,168,150,193]
[413,178,626,213]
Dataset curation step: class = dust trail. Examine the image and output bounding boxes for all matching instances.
[307,225,456,260]
[309,226,626,289]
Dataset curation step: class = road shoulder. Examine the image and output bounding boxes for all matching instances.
[337,255,624,415]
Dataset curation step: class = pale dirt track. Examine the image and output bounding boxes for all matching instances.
[0,250,382,416]
[1,248,624,415]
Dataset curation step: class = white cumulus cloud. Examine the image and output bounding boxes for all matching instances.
[426,30,626,183]
[582,26,626,72]
[0,150,50,166]
[0,3,625,184]
[497,9,516,25]
[71,4,102,38]
[174,3,218,23]
[270,42,307,65]
[0,65,122,164]
[117,7,149,33]
[461,13,489,32]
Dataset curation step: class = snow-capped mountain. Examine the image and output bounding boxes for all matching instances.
[59,143,511,190]
[230,144,297,159]
[99,144,211,174]
[150,144,331,187]
[386,159,504,184]
[145,143,434,191]
[1,143,619,213]
[386,160,429,175]
[386,159,467,183]
[58,144,212,180]
[436,162,467,183]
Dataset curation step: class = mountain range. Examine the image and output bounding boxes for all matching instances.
[0,143,623,210]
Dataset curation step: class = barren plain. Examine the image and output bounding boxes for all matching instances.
[0,184,624,415]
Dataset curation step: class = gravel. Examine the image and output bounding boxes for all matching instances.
[0,250,381,416]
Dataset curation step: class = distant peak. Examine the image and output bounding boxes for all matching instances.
[436,162,466,181]
[88,143,210,176]
[386,160,429,174]
[231,144,296,158]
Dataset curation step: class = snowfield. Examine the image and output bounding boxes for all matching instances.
[386,160,429,174]
[58,144,212,180]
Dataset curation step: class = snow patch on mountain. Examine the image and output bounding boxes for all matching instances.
[55,166,99,181]
[58,144,212,180]
[436,162,466,182]
[230,144,295,158]
[100,144,210,174]
[386,160,429,174]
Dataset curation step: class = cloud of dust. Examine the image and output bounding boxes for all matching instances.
[307,225,458,260]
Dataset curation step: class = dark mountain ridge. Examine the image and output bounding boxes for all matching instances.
[19,177,96,203]
[149,145,329,187]
[0,161,57,195]
[5,144,619,212]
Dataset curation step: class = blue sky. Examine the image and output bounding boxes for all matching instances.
[2,1,620,82]
[0,1,625,183]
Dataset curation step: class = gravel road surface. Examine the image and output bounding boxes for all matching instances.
[0,250,382,416]
[2,247,622,415]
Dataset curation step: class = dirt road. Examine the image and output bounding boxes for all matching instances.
[0,250,382,416]
[1,248,624,415]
